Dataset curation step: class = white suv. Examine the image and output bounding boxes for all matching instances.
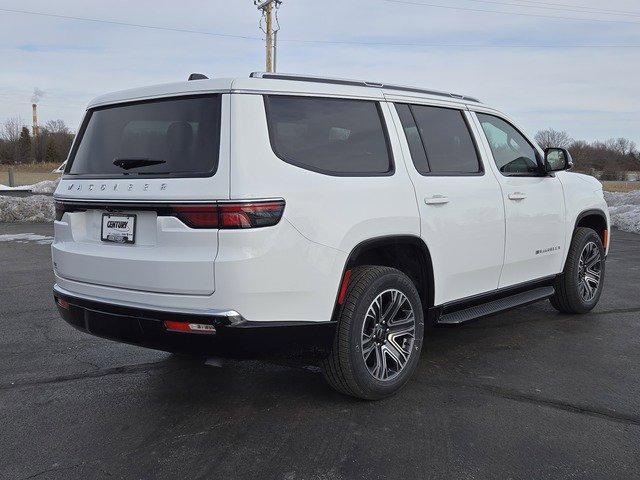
[52,72,610,399]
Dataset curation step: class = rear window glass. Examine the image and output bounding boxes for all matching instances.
[67,95,221,177]
[264,95,392,175]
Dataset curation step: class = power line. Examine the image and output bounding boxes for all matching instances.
[1,7,639,48]
[382,0,640,25]
[283,39,640,47]
[491,0,640,17]
[458,0,640,18]
[0,8,261,41]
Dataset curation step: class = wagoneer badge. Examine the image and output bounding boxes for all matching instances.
[65,183,168,192]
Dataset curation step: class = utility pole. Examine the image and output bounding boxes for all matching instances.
[254,0,282,72]
[265,1,273,72]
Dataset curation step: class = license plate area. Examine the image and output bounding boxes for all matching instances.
[101,213,136,244]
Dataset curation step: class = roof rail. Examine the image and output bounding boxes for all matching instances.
[249,72,480,103]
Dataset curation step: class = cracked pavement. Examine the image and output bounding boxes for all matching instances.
[1,223,639,479]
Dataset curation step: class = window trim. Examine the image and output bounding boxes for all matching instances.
[394,103,484,177]
[475,112,545,178]
[263,94,395,177]
[64,94,223,180]
[394,103,430,174]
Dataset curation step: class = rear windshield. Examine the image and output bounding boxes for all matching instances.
[67,95,221,177]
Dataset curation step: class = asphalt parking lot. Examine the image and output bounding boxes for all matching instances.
[1,222,639,480]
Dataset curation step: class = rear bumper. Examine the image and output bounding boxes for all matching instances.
[53,285,336,358]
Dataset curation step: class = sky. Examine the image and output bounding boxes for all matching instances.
[1,0,639,144]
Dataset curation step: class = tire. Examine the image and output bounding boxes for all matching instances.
[321,266,425,400]
[550,227,606,314]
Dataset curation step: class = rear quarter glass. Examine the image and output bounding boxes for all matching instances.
[263,95,394,176]
[66,94,222,179]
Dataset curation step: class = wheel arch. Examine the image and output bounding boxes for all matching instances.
[560,208,610,271]
[333,235,435,319]
[574,208,609,246]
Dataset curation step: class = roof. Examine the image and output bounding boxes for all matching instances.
[87,72,481,109]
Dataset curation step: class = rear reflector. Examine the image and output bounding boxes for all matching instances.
[337,269,352,304]
[603,229,609,249]
[57,298,70,310]
[164,320,217,334]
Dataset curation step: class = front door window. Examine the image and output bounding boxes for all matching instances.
[477,113,540,176]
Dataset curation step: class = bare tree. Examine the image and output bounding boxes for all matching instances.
[605,137,637,156]
[41,119,74,165]
[44,119,69,135]
[534,128,573,149]
[2,116,24,142]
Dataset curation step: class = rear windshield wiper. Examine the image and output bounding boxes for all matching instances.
[113,157,166,170]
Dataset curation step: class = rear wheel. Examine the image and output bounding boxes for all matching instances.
[321,266,424,400]
[550,227,605,314]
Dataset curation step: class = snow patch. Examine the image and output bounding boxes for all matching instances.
[0,195,55,222]
[604,191,640,234]
[0,233,53,244]
[0,179,59,194]
[30,179,60,194]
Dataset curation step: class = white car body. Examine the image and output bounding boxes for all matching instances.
[52,73,610,356]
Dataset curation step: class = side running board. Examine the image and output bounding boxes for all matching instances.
[438,286,555,325]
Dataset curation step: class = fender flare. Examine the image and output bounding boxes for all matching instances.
[573,208,609,233]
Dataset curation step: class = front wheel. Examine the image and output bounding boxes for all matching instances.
[550,227,606,314]
[321,266,424,400]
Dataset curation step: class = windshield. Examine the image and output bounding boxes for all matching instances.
[66,94,221,177]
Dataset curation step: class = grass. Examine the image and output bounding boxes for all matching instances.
[0,162,61,173]
[0,162,62,186]
[602,181,640,193]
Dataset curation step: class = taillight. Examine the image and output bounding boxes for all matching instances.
[170,200,285,229]
[54,201,66,221]
[171,205,219,228]
[218,201,285,228]
[54,201,86,221]
[53,199,285,229]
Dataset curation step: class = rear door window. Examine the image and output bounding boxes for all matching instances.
[67,95,221,177]
[264,95,393,176]
[405,104,482,175]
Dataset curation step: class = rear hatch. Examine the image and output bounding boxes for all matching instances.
[53,94,228,295]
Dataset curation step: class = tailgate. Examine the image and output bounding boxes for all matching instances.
[51,93,231,296]
[52,205,217,295]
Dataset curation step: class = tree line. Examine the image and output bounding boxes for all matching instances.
[534,129,640,180]
[0,117,74,166]
[1,117,639,180]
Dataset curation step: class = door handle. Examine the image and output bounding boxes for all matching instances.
[424,195,449,205]
[508,192,527,201]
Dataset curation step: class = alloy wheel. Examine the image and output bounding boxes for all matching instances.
[578,241,602,302]
[361,289,416,381]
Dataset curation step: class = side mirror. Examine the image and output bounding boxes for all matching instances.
[544,147,573,173]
